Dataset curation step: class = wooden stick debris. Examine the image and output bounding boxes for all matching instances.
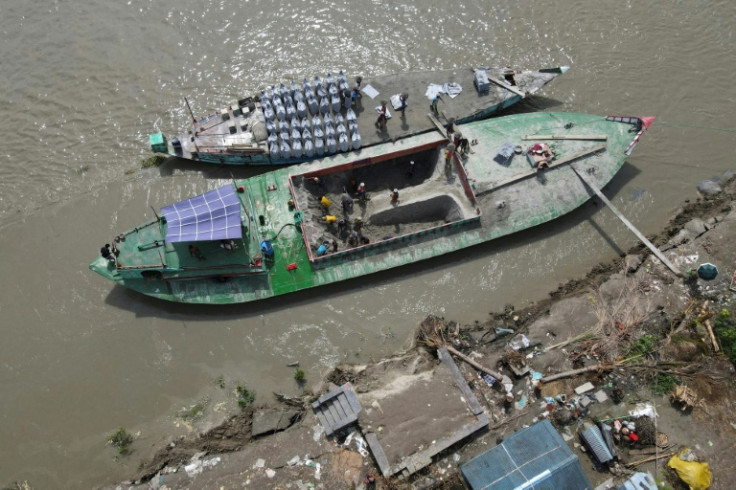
[445,345,509,387]
[539,363,611,384]
[545,330,596,351]
[626,451,675,468]
[522,134,608,141]
[704,319,720,352]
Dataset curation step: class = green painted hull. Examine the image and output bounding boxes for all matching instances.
[91,112,649,304]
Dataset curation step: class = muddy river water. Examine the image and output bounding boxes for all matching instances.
[1,0,735,486]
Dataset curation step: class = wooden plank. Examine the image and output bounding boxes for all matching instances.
[437,347,484,415]
[314,410,332,435]
[571,166,682,276]
[333,414,358,433]
[475,144,607,197]
[327,402,343,423]
[319,406,335,426]
[337,395,355,418]
[487,76,527,98]
[344,388,363,414]
[427,113,450,139]
[522,134,608,141]
[365,433,391,476]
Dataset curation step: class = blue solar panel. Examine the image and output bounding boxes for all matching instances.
[162,185,243,243]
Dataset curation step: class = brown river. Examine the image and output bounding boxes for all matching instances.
[1,0,735,487]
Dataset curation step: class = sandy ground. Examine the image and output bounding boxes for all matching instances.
[97,175,736,490]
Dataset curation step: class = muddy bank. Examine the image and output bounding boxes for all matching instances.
[102,174,736,490]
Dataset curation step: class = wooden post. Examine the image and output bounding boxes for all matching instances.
[487,76,527,98]
[522,134,608,141]
[572,166,682,277]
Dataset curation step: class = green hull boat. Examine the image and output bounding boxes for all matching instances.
[91,112,653,304]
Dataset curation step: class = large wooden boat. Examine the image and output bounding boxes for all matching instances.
[95,112,653,304]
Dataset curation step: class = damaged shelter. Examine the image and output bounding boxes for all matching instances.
[460,419,591,490]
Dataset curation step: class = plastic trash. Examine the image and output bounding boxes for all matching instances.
[495,327,514,337]
[509,334,530,351]
[668,450,712,490]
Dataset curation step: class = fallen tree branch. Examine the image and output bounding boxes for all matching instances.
[626,451,675,468]
[445,345,512,390]
[545,330,596,351]
[539,363,611,383]
[489,409,529,430]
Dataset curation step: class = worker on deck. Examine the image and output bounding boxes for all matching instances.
[454,131,470,156]
[375,101,388,130]
[398,93,408,117]
[354,217,364,233]
[341,193,353,213]
[100,244,116,263]
[320,195,331,209]
[390,188,399,204]
[430,93,443,116]
[357,182,367,201]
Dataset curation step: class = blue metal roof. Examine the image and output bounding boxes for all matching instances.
[460,420,591,490]
[162,184,243,243]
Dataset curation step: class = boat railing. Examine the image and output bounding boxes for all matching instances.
[236,181,264,257]
[452,151,478,206]
[308,214,482,268]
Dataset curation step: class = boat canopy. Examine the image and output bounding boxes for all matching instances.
[161,184,243,243]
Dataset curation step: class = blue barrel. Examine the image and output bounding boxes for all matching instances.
[260,240,274,257]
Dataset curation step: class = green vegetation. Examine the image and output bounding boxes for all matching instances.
[652,373,680,395]
[176,399,208,422]
[141,155,166,168]
[236,385,255,409]
[108,427,134,455]
[628,334,657,358]
[294,368,306,383]
[714,308,736,364]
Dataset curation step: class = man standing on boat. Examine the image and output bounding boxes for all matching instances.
[375,102,388,130]
[399,93,408,117]
[431,93,443,116]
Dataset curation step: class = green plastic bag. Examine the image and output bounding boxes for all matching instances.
[668,449,712,490]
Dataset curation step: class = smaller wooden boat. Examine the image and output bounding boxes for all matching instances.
[149,66,568,166]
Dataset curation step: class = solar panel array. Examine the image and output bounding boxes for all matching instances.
[162,185,243,243]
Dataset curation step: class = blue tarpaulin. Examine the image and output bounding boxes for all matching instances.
[460,420,591,490]
[162,185,243,243]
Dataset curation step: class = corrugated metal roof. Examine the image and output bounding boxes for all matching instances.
[460,420,591,490]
